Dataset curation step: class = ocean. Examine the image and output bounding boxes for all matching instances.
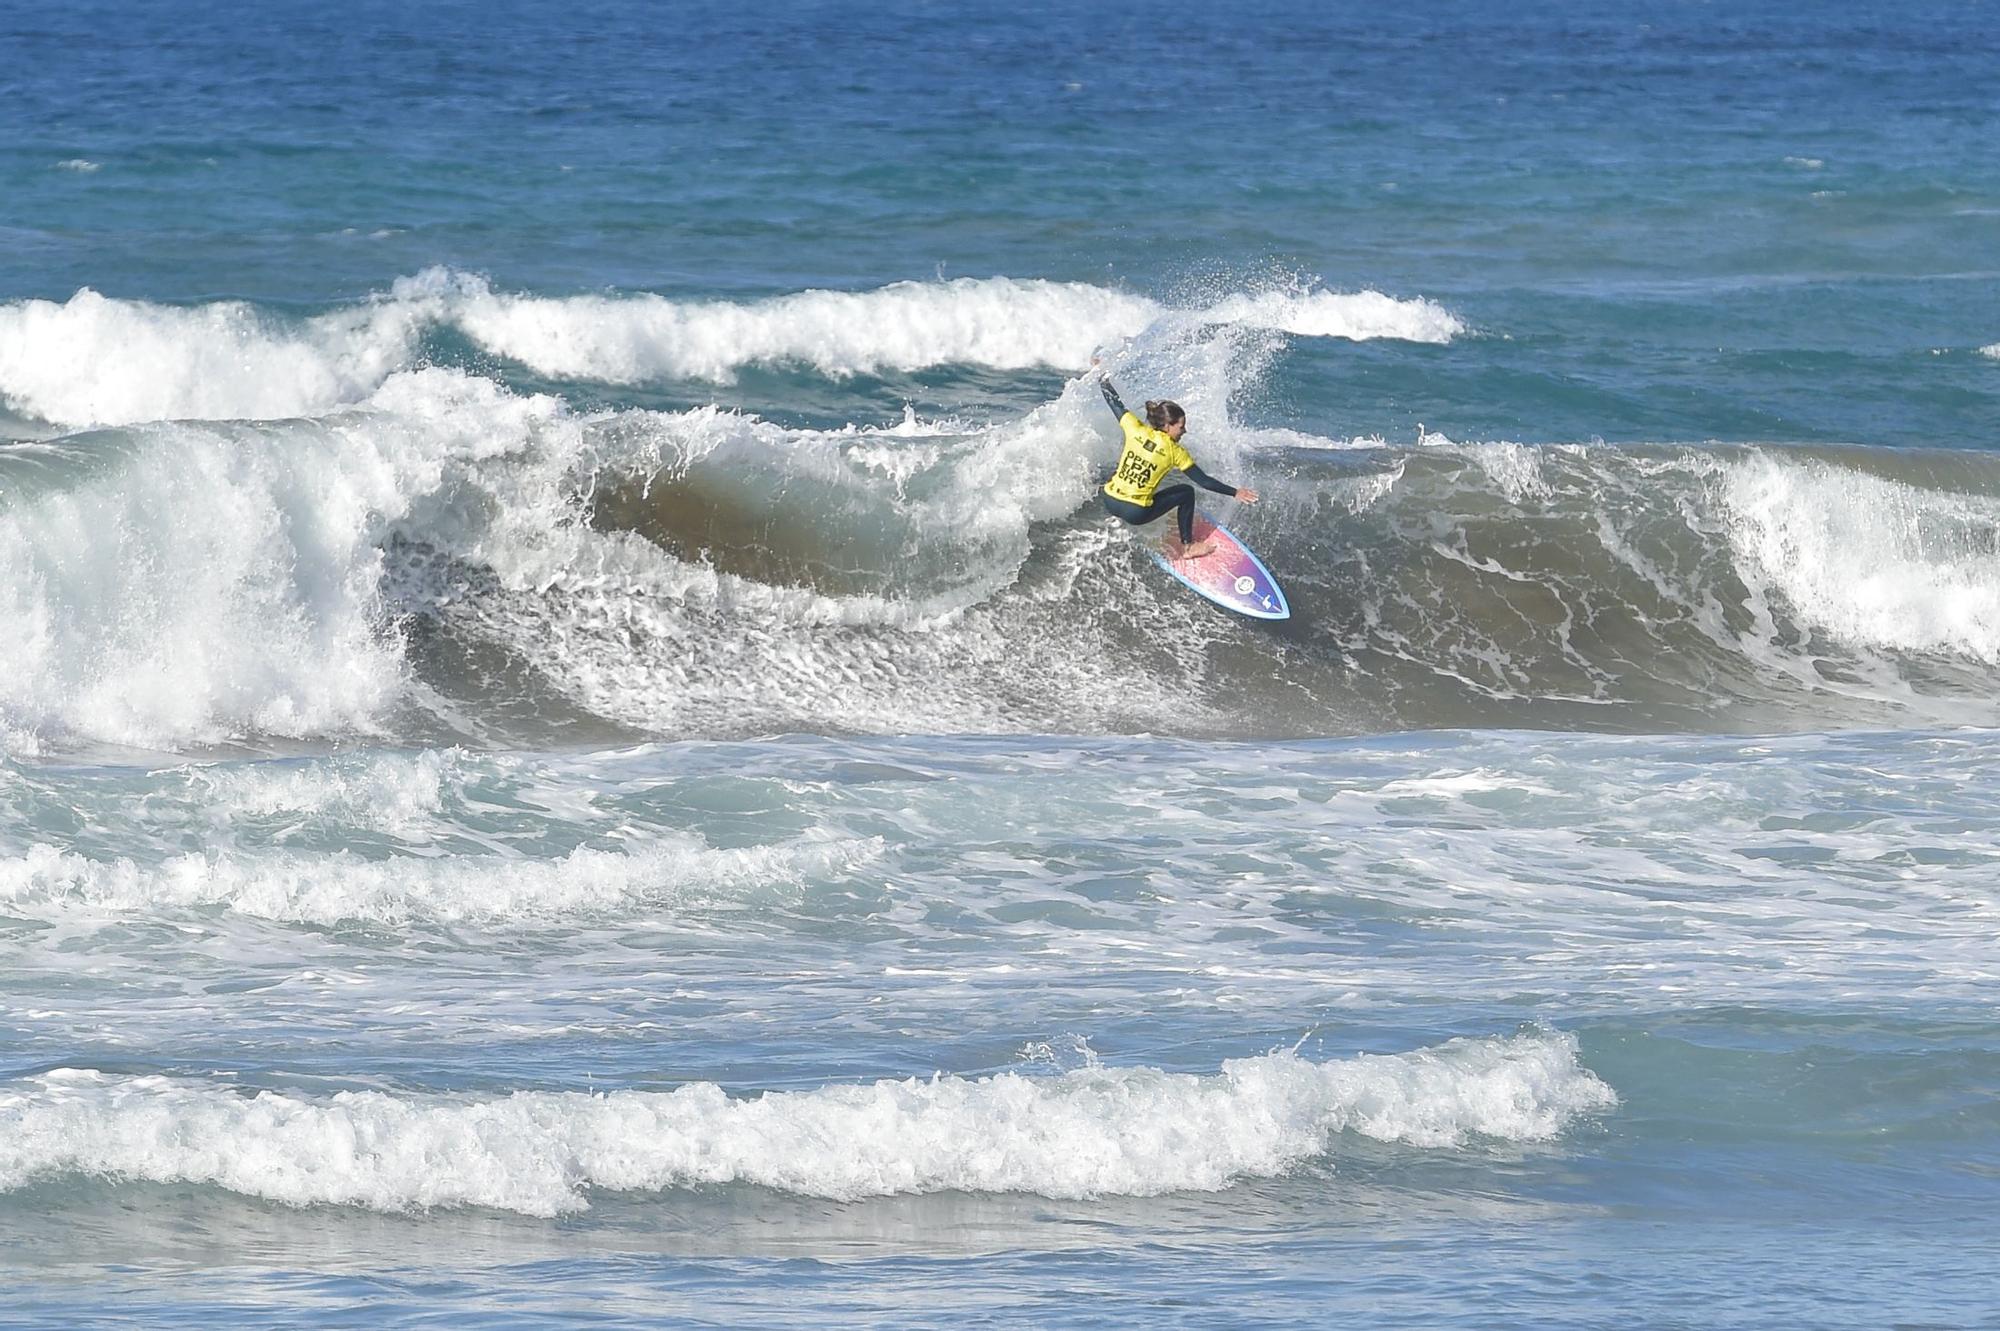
[2,1,1997,1325]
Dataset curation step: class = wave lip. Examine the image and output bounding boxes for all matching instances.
[1722,451,2000,663]
[445,273,1161,383]
[449,272,1465,383]
[1198,288,1464,343]
[0,1032,1614,1214]
[0,289,426,430]
[0,273,1467,432]
[0,366,565,754]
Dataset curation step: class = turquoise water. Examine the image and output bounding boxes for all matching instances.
[3,2,1998,1325]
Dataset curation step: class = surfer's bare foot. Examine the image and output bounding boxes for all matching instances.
[1175,538,1215,560]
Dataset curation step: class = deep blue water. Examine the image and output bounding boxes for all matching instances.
[2,2,1998,1326]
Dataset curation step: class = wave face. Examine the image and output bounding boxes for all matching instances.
[1,274,1996,754]
[0,1032,1611,1214]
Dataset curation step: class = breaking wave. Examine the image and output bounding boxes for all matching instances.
[0,271,1461,430]
[2,272,1997,756]
[0,1031,1613,1214]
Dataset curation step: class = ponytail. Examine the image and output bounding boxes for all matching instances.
[1144,399,1186,431]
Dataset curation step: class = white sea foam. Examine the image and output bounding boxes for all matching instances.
[0,289,429,429]
[438,269,1463,382]
[55,159,102,173]
[1722,452,2000,661]
[0,368,567,749]
[1375,770,1554,799]
[174,750,461,838]
[1239,426,1384,453]
[1978,343,2000,360]
[439,272,1160,382]
[0,273,1464,428]
[1200,288,1464,344]
[0,832,876,926]
[1472,441,1553,501]
[0,1032,1613,1213]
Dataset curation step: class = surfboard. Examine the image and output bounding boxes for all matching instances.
[1149,517,1290,620]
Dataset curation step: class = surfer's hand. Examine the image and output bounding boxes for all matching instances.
[1237,487,1260,504]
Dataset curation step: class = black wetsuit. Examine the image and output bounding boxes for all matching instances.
[1098,378,1236,545]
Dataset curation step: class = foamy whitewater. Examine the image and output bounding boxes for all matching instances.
[3,1033,1611,1213]
[4,2,1997,1327]
[0,272,1460,430]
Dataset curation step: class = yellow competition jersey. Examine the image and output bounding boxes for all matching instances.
[1102,412,1195,504]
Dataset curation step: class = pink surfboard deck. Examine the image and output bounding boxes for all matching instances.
[1149,517,1290,620]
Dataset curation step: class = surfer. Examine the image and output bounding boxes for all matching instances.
[1093,362,1257,559]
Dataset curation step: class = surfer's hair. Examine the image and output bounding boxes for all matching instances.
[1144,400,1186,431]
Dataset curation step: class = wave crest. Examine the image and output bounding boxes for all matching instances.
[443,272,1464,383]
[0,288,425,430]
[0,1032,1613,1213]
[0,273,1465,429]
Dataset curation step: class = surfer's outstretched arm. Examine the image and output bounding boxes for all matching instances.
[1099,374,1129,422]
[1182,460,1258,504]
[1183,463,1237,498]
